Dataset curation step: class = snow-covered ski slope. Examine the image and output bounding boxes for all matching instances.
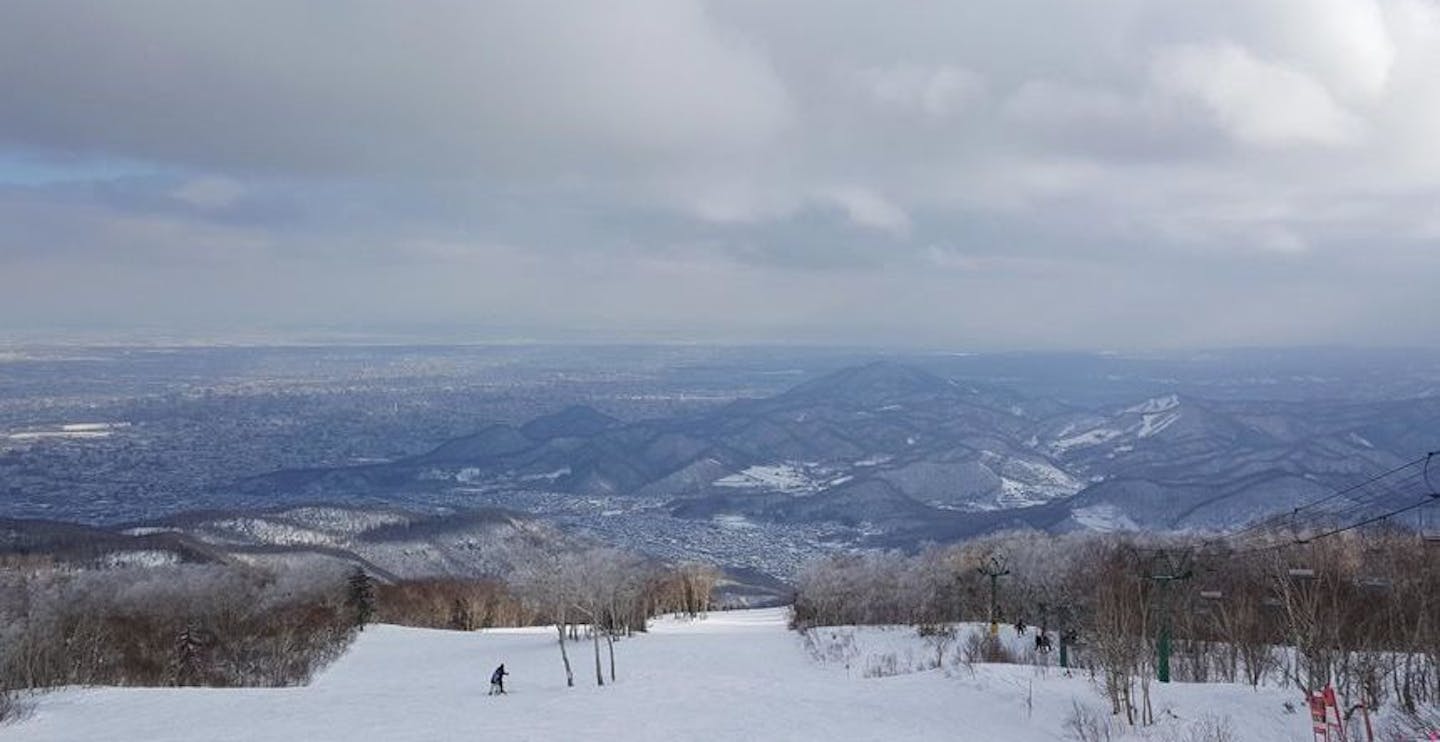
[9,608,1314,741]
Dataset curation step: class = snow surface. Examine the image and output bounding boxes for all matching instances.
[713,463,818,493]
[1124,395,1179,415]
[1051,395,1183,455]
[6,422,128,440]
[1052,426,1125,453]
[1001,457,1083,495]
[519,467,571,482]
[60,422,129,432]
[1072,504,1141,532]
[711,514,758,530]
[7,431,112,440]
[1348,432,1375,449]
[99,549,181,568]
[9,608,1324,741]
[1136,410,1181,439]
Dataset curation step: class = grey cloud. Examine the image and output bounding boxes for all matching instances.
[0,0,1438,349]
[0,1,791,178]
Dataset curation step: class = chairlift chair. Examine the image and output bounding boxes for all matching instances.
[1418,496,1440,544]
[1356,576,1391,591]
[1422,497,1440,544]
[1424,451,1440,544]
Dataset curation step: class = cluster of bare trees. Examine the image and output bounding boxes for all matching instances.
[510,548,720,688]
[0,684,17,724]
[646,562,722,619]
[1183,531,1440,712]
[375,577,533,630]
[0,563,357,692]
[0,544,722,705]
[792,531,1089,629]
[358,548,721,691]
[791,528,1440,725]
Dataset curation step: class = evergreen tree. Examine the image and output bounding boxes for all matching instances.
[346,567,376,630]
[172,620,209,686]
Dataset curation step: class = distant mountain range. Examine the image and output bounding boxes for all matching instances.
[0,506,557,580]
[0,505,790,604]
[222,361,1440,544]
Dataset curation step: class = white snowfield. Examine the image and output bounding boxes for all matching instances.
[10,608,1318,741]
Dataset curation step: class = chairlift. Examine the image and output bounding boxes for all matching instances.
[1356,576,1391,591]
[1424,452,1440,544]
[1412,500,1440,544]
[1421,496,1440,545]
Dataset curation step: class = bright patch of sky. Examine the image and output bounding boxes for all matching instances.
[0,152,161,185]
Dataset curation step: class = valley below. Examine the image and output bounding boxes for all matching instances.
[4,345,1440,586]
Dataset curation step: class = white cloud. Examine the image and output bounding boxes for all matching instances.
[825,186,911,235]
[1151,42,1363,147]
[1262,0,1396,101]
[0,1,793,178]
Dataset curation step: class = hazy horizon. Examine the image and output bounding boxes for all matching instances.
[8,325,1440,355]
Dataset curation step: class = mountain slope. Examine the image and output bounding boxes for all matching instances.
[221,362,1440,540]
[0,506,573,581]
[6,608,1311,742]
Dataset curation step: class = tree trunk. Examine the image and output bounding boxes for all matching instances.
[555,623,574,688]
[592,625,605,686]
[606,631,616,682]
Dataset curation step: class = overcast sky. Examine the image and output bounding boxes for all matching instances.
[2,0,1438,349]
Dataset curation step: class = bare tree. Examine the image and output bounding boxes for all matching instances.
[0,563,355,690]
[513,551,580,688]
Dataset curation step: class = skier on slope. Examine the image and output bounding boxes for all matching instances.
[489,664,508,695]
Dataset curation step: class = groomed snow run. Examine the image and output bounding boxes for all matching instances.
[9,608,1320,741]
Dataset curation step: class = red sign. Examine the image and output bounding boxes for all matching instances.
[1309,693,1329,740]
